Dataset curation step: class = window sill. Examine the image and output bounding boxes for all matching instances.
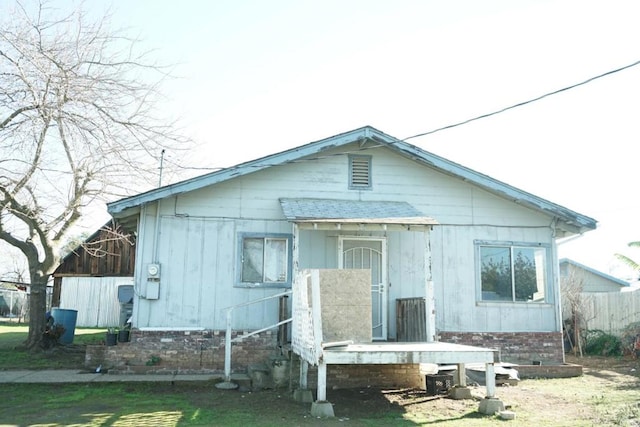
[235,283,292,289]
[476,301,553,308]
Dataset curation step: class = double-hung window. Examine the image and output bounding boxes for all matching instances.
[477,241,548,303]
[238,234,292,287]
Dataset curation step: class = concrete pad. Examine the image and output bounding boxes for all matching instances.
[311,400,335,418]
[0,370,223,384]
[448,386,473,400]
[215,381,239,389]
[478,397,505,415]
[499,410,516,420]
[293,388,314,403]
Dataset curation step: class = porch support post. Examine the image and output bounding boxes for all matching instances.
[478,362,505,415]
[424,229,436,342]
[292,223,300,276]
[299,359,308,389]
[485,362,496,398]
[456,363,467,387]
[293,358,314,403]
[311,361,334,417]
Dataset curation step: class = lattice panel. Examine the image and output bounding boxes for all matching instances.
[291,270,319,365]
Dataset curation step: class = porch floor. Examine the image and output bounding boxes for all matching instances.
[321,341,499,365]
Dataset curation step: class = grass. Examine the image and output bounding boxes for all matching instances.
[0,321,106,369]
[2,322,640,426]
[2,382,220,426]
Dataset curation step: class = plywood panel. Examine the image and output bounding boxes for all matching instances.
[318,269,372,343]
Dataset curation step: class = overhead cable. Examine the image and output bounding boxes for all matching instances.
[403,58,640,141]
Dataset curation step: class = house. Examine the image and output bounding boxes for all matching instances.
[560,258,636,342]
[560,258,629,293]
[104,126,596,379]
[52,222,136,327]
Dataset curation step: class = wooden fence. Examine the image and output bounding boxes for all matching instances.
[396,297,426,342]
[582,289,640,336]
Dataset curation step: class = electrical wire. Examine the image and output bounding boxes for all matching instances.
[403,58,640,141]
[163,58,640,173]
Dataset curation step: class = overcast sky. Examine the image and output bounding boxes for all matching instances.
[49,1,640,278]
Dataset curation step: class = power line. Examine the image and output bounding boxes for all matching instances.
[403,58,640,141]
[163,58,640,174]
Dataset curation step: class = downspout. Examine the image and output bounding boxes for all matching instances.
[550,218,564,359]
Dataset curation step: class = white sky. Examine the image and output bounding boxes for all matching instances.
[74,1,640,278]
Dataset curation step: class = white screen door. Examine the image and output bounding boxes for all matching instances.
[339,237,387,340]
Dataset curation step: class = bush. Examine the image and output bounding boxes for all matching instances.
[584,330,623,356]
[620,322,640,356]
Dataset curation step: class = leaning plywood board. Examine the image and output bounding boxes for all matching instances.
[318,269,372,343]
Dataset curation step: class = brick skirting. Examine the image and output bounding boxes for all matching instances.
[438,331,564,364]
[86,328,277,374]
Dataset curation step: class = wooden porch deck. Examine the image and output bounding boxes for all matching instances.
[321,341,499,365]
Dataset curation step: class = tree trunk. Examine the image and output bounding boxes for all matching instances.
[25,279,48,350]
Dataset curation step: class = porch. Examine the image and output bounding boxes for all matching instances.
[291,269,503,418]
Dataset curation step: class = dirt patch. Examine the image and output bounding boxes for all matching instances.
[191,354,640,425]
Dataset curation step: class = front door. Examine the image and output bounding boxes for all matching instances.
[339,237,387,340]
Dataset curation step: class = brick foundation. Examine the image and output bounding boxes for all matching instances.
[439,331,564,364]
[85,328,278,374]
[84,329,567,384]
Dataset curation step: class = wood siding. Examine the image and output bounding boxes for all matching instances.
[132,142,561,334]
[57,276,133,327]
[54,225,136,277]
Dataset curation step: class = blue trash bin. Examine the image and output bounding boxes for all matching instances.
[51,308,78,345]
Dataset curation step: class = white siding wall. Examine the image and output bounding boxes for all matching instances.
[58,277,133,327]
[133,143,561,333]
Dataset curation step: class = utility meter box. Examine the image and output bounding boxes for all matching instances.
[147,263,161,280]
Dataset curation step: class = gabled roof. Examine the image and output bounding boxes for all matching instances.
[107,126,597,235]
[559,258,629,287]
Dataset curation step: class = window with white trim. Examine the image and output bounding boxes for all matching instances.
[349,155,372,189]
[477,242,548,302]
[238,234,292,287]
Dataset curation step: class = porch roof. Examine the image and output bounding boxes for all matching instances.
[279,198,438,230]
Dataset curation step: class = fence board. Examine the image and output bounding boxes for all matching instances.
[585,290,640,335]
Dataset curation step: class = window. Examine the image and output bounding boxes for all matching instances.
[477,242,548,303]
[238,234,292,287]
[349,155,372,189]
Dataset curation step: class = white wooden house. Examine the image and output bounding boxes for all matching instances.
[105,126,596,375]
[560,258,629,293]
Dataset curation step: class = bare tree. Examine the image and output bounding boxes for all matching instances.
[561,269,595,357]
[0,1,187,350]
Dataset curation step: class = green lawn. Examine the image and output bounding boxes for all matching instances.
[2,321,640,426]
[0,321,106,369]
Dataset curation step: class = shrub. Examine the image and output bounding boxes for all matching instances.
[584,330,623,356]
[620,322,640,356]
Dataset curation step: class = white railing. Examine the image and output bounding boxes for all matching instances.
[220,290,292,385]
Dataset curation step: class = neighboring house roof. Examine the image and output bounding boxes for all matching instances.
[559,258,629,288]
[107,126,597,235]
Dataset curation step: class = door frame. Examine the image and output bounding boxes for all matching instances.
[338,235,388,340]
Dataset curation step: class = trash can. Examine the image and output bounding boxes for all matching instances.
[51,308,78,345]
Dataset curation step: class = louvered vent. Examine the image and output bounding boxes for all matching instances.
[349,155,371,188]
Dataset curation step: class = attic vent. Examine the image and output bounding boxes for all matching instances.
[349,155,372,189]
